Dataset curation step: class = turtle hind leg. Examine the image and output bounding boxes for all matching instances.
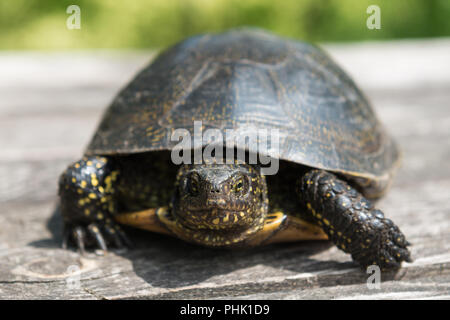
[297,169,412,271]
[58,156,131,253]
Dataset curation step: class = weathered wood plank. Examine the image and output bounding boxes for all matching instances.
[0,39,449,299]
[1,171,448,299]
[214,274,450,300]
[0,52,152,116]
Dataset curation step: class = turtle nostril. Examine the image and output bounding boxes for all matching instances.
[210,187,220,193]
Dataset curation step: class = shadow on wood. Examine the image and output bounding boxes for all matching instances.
[27,204,374,291]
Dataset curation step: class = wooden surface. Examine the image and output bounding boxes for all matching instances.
[0,39,449,299]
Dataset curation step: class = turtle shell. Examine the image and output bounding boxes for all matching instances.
[85,28,400,190]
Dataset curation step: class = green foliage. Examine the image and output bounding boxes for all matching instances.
[1,0,449,49]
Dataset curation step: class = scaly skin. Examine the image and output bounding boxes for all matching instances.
[58,156,267,250]
[58,156,130,252]
[59,157,412,270]
[298,169,412,270]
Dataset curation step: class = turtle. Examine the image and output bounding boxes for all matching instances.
[58,28,412,270]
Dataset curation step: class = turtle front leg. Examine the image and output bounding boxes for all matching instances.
[58,156,131,253]
[297,170,412,270]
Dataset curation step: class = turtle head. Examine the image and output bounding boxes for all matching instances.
[170,163,268,246]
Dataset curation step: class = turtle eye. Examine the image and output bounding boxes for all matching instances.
[186,173,200,196]
[232,175,248,195]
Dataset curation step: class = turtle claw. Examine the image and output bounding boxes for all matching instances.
[390,244,412,263]
[116,227,134,249]
[104,224,134,250]
[73,226,87,256]
[87,223,108,252]
[384,224,412,267]
[356,220,412,271]
[63,221,132,253]
[380,252,400,270]
[104,225,124,249]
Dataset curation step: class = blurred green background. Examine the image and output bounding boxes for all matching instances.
[1,0,449,50]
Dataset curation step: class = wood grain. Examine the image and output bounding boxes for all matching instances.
[0,40,449,299]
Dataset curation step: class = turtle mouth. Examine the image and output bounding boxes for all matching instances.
[162,210,266,247]
[168,205,267,247]
[176,208,257,231]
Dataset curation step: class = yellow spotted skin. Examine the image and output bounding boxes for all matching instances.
[59,156,117,225]
[298,170,411,270]
[169,161,269,247]
[59,156,135,250]
[59,152,269,248]
[59,153,410,271]
[59,152,177,248]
